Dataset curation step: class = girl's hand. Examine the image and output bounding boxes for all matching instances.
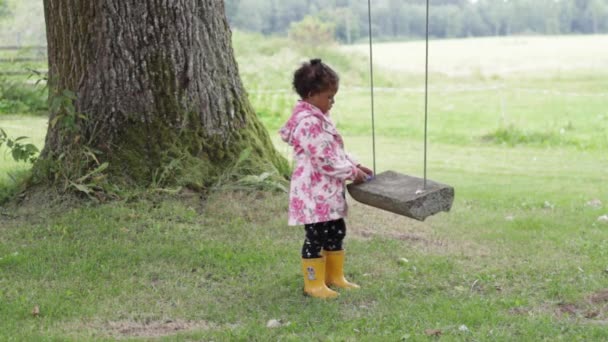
[353,169,368,184]
[358,165,374,176]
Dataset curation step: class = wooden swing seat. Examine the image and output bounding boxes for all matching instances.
[347,170,454,221]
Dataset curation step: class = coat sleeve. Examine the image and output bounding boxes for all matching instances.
[346,153,359,167]
[293,116,358,181]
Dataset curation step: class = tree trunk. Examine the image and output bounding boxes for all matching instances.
[38,0,287,188]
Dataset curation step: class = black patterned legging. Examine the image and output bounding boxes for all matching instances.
[302,218,346,259]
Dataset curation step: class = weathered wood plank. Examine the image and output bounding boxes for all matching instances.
[347,170,454,221]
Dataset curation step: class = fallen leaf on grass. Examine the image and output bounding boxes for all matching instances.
[585,310,600,319]
[454,285,466,292]
[424,329,442,336]
[557,303,577,315]
[266,319,289,328]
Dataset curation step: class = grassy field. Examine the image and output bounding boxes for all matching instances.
[343,35,608,77]
[1,34,608,340]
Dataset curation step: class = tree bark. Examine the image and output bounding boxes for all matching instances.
[39,0,286,187]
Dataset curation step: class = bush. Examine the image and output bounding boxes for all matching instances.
[288,16,336,46]
[0,75,47,114]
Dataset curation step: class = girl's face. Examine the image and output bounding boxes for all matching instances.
[306,84,338,114]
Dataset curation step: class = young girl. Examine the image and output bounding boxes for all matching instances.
[279,59,373,298]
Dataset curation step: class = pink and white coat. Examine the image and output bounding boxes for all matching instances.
[279,101,359,226]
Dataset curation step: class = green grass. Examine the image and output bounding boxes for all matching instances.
[1,33,608,340]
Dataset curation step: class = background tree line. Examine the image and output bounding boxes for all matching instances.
[225,0,608,43]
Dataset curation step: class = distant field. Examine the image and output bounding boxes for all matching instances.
[343,35,608,77]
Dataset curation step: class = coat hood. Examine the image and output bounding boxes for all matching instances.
[279,100,329,146]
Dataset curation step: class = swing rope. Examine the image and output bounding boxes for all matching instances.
[423,0,430,189]
[366,0,377,175]
[366,0,430,189]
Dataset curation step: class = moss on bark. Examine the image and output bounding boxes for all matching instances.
[99,104,288,190]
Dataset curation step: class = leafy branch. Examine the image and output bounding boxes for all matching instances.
[0,128,39,164]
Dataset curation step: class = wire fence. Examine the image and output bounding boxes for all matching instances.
[0,45,47,76]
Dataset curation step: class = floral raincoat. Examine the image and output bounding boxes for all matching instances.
[279,101,359,225]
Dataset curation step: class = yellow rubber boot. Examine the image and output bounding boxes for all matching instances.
[324,250,360,289]
[301,257,339,298]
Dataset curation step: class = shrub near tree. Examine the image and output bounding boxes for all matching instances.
[288,16,336,46]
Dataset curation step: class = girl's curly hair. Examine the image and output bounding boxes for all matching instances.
[292,59,339,99]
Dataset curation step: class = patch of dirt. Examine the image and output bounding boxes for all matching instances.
[99,319,215,338]
[347,199,491,258]
[588,289,608,304]
[556,303,578,316]
[0,186,76,228]
[508,307,531,315]
[524,289,608,324]
[358,229,445,248]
